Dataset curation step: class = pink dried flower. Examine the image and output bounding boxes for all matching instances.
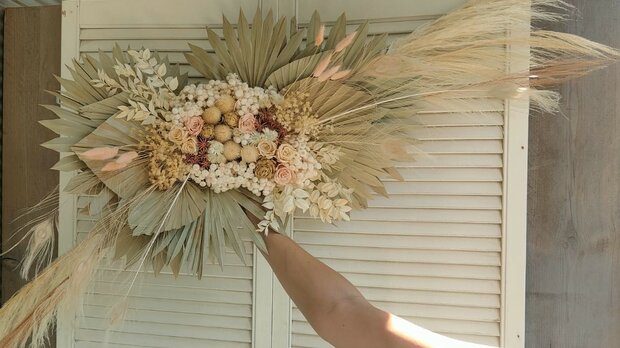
[81,147,119,161]
[330,69,352,80]
[312,53,333,77]
[238,113,257,133]
[101,161,127,172]
[115,151,139,165]
[335,32,357,52]
[315,25,325,46]
[318,65,341,82]
[185,116,204,136]
[274,165,295,185]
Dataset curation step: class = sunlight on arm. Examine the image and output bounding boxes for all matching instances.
[386,314,497,348]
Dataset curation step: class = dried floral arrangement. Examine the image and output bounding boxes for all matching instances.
[0,0,618,347]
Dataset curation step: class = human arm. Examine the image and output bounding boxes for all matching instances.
[259,230,495,348]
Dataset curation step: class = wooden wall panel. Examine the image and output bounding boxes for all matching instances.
[1,6,60,304]
[526,1,620,347]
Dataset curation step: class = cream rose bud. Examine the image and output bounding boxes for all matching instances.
[214,124,233,142]
[215,95,236,113]
[240,145,259,163]
[274,165,295,185]
[181,137,198,154]
[202,107,222,124]
[184,116,204,136]
[257,140,277,159]
[223,141,242,161]
[276,143,296,163]
[168,126,187,145]
[238,113,257,134]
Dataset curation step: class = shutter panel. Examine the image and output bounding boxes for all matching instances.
[58,1,527,347]
[291,1,506,347]
[60,1,261,347]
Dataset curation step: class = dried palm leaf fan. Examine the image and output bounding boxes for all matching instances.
[1,1,618,347]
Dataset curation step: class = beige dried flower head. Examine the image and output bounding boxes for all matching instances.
[202,107,222,124]
[223,141,241,161]
[223,112,239,128]
[255,159,276,179]
[215,95,236,113]
[240,145,259,163]
[214,124,233,142]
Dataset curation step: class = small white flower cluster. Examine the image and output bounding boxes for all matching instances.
[187,163,275,196]
[171,73,280,125]
[207,141,225,164]
[257,139,351,232]
[233,128,278,146]
[289,136,323,187]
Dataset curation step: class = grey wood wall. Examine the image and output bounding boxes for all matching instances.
[1,5,60,304]
[526,1,620,347]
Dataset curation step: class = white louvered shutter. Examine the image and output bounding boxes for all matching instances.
[290,1,527,348]
[58,1,527,347]
[59,1,263,347]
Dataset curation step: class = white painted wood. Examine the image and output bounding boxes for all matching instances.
[501,15,531,348]
[288,0,527,347]
[57,1,529,347]
[57,1,79,347]
[0,0,60,7]
[58,1,260,347]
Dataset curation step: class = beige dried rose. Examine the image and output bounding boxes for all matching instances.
[180,137,198,154]
[184,116,204,136]
[223,112,239,128]
[255,159,276,179]
[276,143,297,163]
[257,140,277,159]
[274,165,295,185]
[168,126,187,145]
[201,124,215,139]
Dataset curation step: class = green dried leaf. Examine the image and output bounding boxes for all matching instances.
[52,154,85,171]
[325,13,347,50]
[41,136,82,153]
